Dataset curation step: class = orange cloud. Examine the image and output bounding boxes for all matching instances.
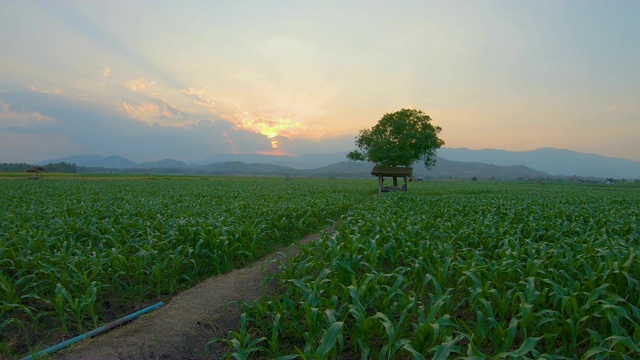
[126,77,156,91]
[0,102,55,128]
[239,117,307,149]
[222,132,240,154]
[256,148,292,156]
[28,86,61,94]
[183,88,216,111]
[121,98,190,127]
[122,101,140,119]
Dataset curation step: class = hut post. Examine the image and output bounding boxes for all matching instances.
[370,166,413,193]
[27,166,45,180]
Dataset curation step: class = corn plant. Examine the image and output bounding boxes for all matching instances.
[220,182,640,358]
[1,177,370,358]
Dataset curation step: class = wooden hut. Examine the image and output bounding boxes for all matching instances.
[371,166,412,193]
[27,166,45,179]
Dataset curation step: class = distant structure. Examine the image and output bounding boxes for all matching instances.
[27,166,45,179]
[371,166,412,193]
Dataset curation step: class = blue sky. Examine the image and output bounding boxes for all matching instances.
[1,0,639,163]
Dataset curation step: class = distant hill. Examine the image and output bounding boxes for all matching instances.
[190,159,553,180]
[195,148,640,179]
[138,159,188,169]
[301,161,371,178]
[414,158,551,180]
[38,154,105,167]
[39,155,185,170]
[94,155,138,169]
[195,152,349,169]
[438,147,640,179]
[38,154,137,168]
[35,147,640,179]
[40,154,551,180]
[193,161,297,176]
[300,158,551,180]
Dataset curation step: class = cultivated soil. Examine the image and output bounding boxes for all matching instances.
[50,230,330,360]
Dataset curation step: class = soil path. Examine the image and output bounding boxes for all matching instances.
[53,230,329,360]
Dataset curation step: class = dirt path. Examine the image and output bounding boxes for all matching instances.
[52,230,329,360]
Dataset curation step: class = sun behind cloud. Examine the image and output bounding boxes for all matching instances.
[240,117,307,151]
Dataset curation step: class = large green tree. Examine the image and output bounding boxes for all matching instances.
[347,108,444,168]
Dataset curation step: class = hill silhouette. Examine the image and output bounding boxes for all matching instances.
[35,147,640,179]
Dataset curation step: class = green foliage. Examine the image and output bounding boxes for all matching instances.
[223,182,640,359]
[347,108,444,168]
[0,177,370,357]
[0,162,77,173]
[0,163,34,172]
[43,162,77,173]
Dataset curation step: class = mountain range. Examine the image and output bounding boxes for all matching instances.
[36,154,188,169]
[437,148,640,179]
[37,147,640,180]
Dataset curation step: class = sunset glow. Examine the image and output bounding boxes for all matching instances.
[0,1,639,163]
[241,118,307,150]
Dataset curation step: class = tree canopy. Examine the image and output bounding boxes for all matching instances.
[347,108,444,168]
[0,162,77,173]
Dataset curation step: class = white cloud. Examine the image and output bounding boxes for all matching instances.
[103,66,112,77]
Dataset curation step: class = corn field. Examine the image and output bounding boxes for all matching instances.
[216,182,640,359]
[0,177,371,357]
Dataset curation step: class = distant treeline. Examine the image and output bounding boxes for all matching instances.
[0,162,78,173]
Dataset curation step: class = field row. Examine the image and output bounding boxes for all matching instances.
[221,183,640,359]
[0,177,371,356]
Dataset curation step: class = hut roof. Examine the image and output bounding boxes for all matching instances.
[371,166,413,177]
[27,166,45,173]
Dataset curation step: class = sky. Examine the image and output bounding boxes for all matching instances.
[1,0,639,163]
